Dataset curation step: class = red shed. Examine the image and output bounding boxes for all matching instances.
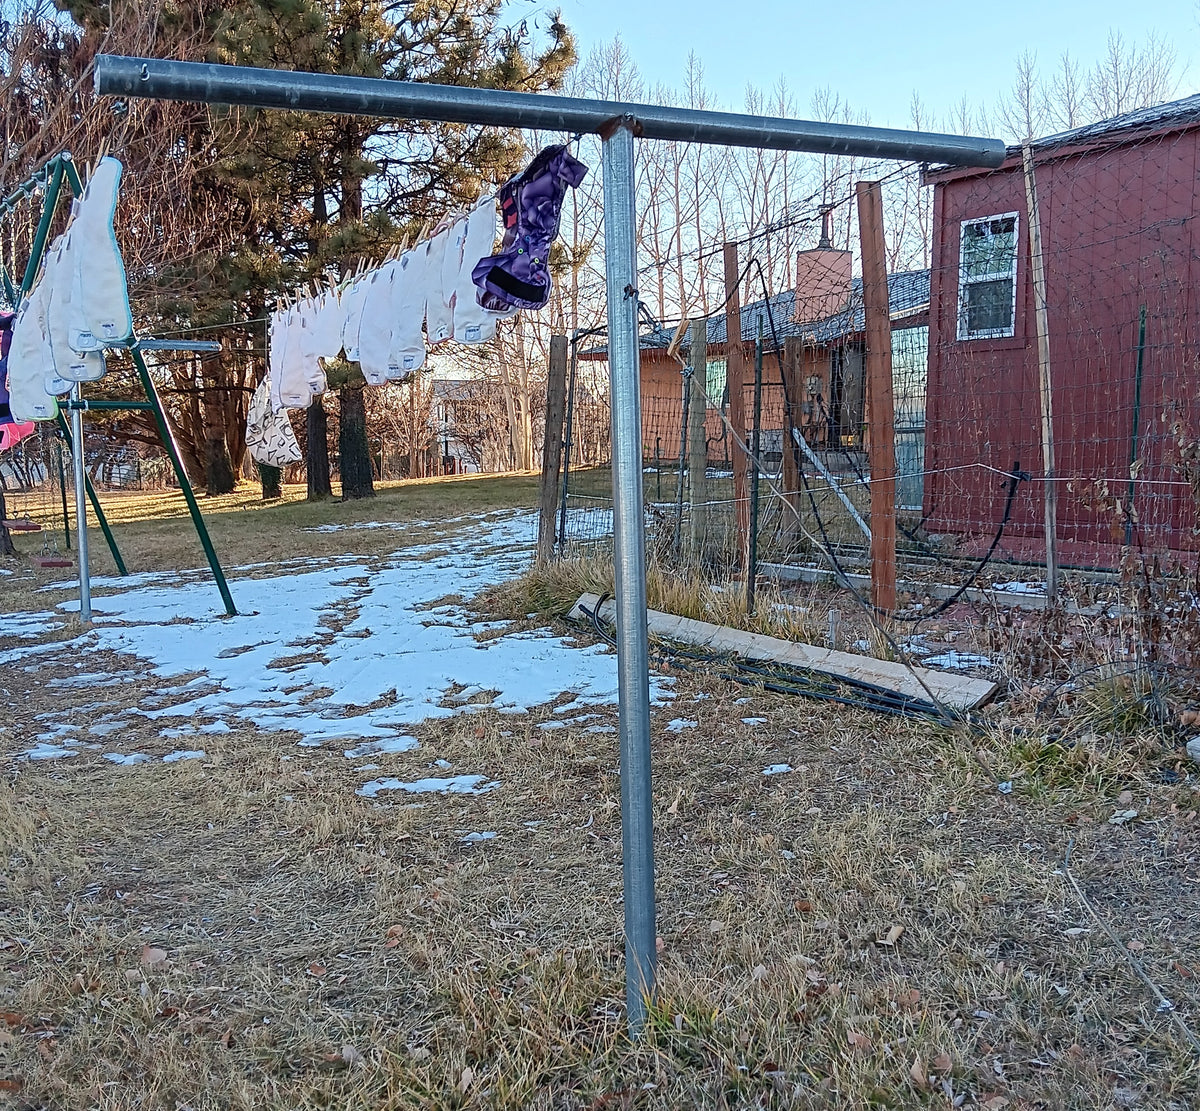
[924,96,1200,566]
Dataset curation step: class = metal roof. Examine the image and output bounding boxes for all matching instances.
[631,268,930,354]
[1030,91,1200,153]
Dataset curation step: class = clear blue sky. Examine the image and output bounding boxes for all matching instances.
[550,0,1199,131]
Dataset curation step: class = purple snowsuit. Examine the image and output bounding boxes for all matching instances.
[0,313,15,426]
[472,144,588,313]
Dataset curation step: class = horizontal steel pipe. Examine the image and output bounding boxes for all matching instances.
[94,55,1005,166]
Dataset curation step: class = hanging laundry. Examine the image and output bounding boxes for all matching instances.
[386,245,429,378]
[246,379,302,468]
[0,311,13,425]
[0,420,34,452]
[68,156,133,344]
[356,261,399,385]
[340,275,371,363]
[270,305,319,411]
[305,287,344,361]
[44,245,105,383]
[472,144,587,313]
[288,297,329,396]
[424,223,455,345]
[451,200,513,345]
[0,311,33,450]
[7,284,59,422]
[67,253,102,353]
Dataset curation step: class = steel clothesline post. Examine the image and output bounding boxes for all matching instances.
[602,116,657,1033]
[54,411,127,575]
[70,382,92,624]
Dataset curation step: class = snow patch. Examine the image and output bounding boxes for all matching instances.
[356,774,499,799]
[342,736,419,759]
[924,651,994,671]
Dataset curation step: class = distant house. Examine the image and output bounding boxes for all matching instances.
[924,95,1200,562]
[624,226,931,504]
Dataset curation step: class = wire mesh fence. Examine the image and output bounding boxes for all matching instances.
[556,115,1200,702]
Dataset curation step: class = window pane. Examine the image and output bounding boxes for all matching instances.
[965,278,1013,334]
[891,326,927,428]
[706,358,727,409]
[962,225,1016,279]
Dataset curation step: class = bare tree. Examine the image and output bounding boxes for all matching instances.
[989,30,1181,143]
[1086,30,1179,119]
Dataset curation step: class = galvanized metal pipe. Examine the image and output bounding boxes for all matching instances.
[55,410,127,575]
[94,55,1006,166]
[70,383,92,624]
[603,119,657,1032]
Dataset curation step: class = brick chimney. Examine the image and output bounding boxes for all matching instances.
[794,206,852,323]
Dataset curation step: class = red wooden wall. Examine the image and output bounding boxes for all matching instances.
[925,128,1200,564]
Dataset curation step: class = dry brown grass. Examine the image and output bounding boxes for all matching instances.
[0,474,540,614]
[3,479,1200,1109]
[485,553,824,647]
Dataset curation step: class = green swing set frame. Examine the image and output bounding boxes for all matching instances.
[1,152,236,616]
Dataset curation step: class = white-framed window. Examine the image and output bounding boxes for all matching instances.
[957,213,1018,340]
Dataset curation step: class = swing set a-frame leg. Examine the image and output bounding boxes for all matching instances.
[130,347,237,617]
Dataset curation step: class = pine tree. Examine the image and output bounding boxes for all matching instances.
[215,0,576,499]
[14,0,574,500]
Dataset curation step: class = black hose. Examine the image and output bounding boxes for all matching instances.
[889,463,1028,622]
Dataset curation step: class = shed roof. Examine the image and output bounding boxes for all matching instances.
[630,268,930,355]
[927,90,1200,185]
[1031,91,1200,153]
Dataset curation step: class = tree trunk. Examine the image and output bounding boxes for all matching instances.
[200,359,237,495]
[409,378,420,478]
[204,424,238,495]
[338,386,375,500]
[306,396,332,500]
[258,462,282,500]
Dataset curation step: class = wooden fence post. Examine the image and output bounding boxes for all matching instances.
[687,318,709,558]
[722,242,750,566]
[856,180,897,614]
[1022,141,1059,602]
[537,334,569,562]
[781,335,805,543]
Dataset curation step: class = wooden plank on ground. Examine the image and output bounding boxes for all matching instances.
[569,592,998,710]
